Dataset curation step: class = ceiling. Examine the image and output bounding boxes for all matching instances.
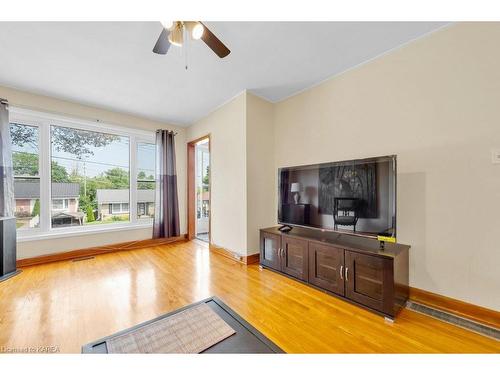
[0,22,448,126]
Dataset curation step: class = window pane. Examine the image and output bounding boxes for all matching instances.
[138,203,145,216]
[137,142,155,219]
[10,123,40,230]
[196,144,210,224]
[50,125,130,228]
[137,142,155,181]
[52,199,64,210]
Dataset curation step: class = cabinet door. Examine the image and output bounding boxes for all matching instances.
[345,251,394,315]
[308,242,345,295]
[281,237,308,281]
[260,232,281,271]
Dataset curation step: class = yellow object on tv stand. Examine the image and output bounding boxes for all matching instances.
[377,235,396,243]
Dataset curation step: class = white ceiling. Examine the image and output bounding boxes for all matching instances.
[0,22,448,126]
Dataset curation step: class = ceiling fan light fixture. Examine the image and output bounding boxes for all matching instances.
[152,20,230,58]
[192,22,204,40]
[168,22,184,47]
[160,20,173,30]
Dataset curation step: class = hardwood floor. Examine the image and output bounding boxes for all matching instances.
[0,240,499,353]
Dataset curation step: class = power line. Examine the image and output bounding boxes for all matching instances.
[52,155,129,169]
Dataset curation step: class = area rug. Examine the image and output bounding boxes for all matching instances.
[106,303,235,353]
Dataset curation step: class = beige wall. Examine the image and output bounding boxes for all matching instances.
[186,92,275,257]
[187,92,248,256]
[273,23,500,310]
[18,228,156,258]
[246,93,276,255]
[0,85,187,259]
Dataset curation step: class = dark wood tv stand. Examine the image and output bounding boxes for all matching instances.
[259,226,410,319]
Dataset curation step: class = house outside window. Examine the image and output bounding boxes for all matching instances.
[97,189,154,219]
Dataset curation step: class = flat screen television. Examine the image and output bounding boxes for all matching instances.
[278,155,396,238]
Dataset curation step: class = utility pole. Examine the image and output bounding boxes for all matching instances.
[83,161,87,197]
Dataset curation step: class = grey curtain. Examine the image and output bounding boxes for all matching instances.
[153,130,180,238]
[0,101,14,218]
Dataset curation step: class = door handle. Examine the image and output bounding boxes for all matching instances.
[345,267,349,282]
[340,265,344,280]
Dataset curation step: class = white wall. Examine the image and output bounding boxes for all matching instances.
[187,92,248,256]
[273,23,500,310]
[0,85,187,259]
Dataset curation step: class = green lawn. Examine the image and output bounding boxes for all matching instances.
[84,215,130,225]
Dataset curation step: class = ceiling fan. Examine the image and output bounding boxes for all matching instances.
[153,21,230,58]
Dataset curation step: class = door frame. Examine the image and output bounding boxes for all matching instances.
[187,134,211,241]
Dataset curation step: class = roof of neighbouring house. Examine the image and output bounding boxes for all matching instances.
[14,182,80,199]
[96,189,155,204]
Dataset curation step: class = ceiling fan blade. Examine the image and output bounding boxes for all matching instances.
[152,28,171,55]
[199,22,230,58]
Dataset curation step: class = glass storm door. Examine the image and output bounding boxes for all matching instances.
[195,139,210,242]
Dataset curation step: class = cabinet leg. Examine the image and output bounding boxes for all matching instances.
[259,265,263,271]
[384,316,394,324]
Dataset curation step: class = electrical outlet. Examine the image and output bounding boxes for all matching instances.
[492,149,500,164]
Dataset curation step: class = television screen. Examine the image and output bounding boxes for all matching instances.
[278,155,396,238]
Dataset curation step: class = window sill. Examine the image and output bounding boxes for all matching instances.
[17,222,153,242]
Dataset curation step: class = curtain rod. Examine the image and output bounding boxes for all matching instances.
[156,129,178,136]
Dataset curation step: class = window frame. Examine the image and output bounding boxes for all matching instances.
[10,107,156,242]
